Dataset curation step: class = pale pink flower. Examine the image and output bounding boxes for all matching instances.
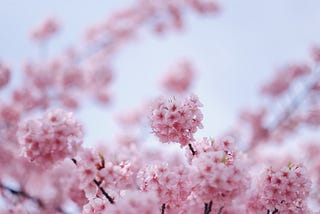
[185,136,237,163]
[98,160,135,192]
[161,60,195,94]
[76,149,100,189]
[82,198,108,214]
[30,17,60,42]
[187,0,220,14]
[311,45,320,63]
[0,62,10,89]
[261,63,311,97]
[240,108,269,147]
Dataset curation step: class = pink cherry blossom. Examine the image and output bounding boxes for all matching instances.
[191,138,250,212]
[0,62,10,89]
[1,0,320,213]
[248,163,311,213]
[149,94,203,146]
[311,45,320,63]
[161,60,196,94]
[17,109,83,167]
[30,17,60,42]
[82,197,108,214]
[137,162,193,212]
[261,63,311,97]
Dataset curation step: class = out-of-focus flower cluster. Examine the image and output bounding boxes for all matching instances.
[17,109,83,167]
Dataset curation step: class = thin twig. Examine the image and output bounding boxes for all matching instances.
[188,143,196,156]
[0,183,68,213]
[204,203,208,214]
[71,158,114,204]
[204,201,213,214]
[93,179,114,204]
[217,205,224,214]
[0,182,44,208]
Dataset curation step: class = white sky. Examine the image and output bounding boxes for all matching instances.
[1,0,320,145]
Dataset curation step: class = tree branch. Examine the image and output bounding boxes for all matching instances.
[268,68,320,132]
[0,182,68,213]
[71,158,114,204]
[188,143,196,156]
[217,205,224,214]
[93,179,115,204]
[204,200,213,214]
[161,203,166,214]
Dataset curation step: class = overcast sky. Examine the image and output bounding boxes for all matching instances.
[1,0,320,145]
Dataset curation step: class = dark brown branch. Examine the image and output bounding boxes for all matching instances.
[0,182,44,208]
[204,203,208,214]
[204,201,213,214]
[217,205,224,214]
[71,158,77,165]
[71,158,114,204]
[93,179,115,204]
[208,201,212,214]
[161,203,166,214]
[0,183,68,213]
[188,143,196,156]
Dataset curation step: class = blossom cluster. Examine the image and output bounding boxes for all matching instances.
[161,60,195,94]
[149,95,203,146]
[248,164,311,213]
[190,137,250,212]
[0,62,10,89]
[30,17,60,42]
[17,109,83,167]
[137,162,193,212]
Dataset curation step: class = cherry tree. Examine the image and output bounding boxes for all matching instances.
[1,0,320,213]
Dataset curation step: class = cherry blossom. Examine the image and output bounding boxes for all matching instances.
[191,138,250,212]
[248,163,311,213]
[149,94,203,146]
[137,162,193,213]
[30,17,60,42]
[161,60,196,94]
[17,109,83,167]
[1,0,320,213]
[0,62,10,89]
